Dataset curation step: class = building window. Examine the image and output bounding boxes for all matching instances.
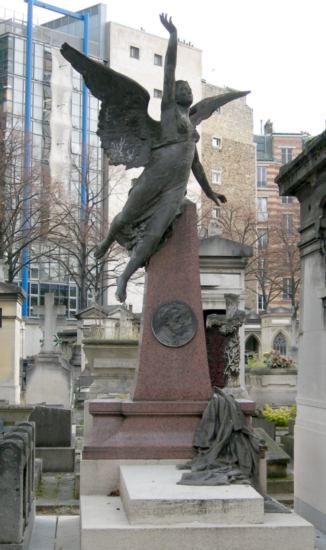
[281,147,293,164]
[282,277,293,300]
[257,197,268,221]
[30,267,39,280]
[212,206,221,219]
[273,332,287,355]
[256,140,266,154]
[154,53,162,66]
[130,46,139,59]
[281,196,293,204]
[212,136,222,149]
[211,170,221,185]
[258,294,267,311]
[153,88,162,98]
[258,258,268,279]
[282,213,293,232]
[257,229,268,250]
[257,166,267,187]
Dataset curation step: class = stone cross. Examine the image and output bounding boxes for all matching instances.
[34,293,66,352]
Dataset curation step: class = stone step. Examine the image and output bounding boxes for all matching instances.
[267,476,294,494]
[269,493,294,506]
[120,464,264,525]
[80,495,314,550]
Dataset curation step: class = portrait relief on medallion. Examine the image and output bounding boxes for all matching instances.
[151,301,197,348]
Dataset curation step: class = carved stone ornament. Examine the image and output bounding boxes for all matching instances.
[208,294,246,385]
[151,301,197,348]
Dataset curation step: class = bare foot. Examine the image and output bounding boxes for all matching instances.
[94,240,108,260]
[115,275,127,303]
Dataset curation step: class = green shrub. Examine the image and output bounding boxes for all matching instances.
[247,356,265,369]
[262,404,296,426]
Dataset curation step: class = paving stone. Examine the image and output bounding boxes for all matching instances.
[29,516,57,550]
[55,516,80,550]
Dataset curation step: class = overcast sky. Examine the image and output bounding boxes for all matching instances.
[0,0,325,136]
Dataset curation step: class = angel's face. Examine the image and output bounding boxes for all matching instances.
[175,80,193,108]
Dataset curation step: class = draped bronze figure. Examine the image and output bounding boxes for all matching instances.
[61,14,249,302]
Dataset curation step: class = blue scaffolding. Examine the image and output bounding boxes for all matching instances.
[22,0,89,316]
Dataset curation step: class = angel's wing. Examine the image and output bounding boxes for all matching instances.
[60,43,160,169]
[189,90,250,127]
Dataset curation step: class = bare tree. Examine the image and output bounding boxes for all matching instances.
[200,199,301,314]
[46,159,129,310]
[0,122,60,282]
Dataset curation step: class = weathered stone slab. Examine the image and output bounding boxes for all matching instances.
[252,417,276,440]
[0,438,24,544]
[35,447,75,472]
[254,428,290,478]
[0,423,35,549]
[120,465,264,525]
[29,406,71,447]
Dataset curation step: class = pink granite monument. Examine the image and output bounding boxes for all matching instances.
[83,202,213,460]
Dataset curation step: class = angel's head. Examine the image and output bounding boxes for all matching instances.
[175,80,193,108]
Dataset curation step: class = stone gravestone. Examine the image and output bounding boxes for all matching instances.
[25,293,71,407]
[0,421,35,550]
[29,406,71,447]
[0,282,25,404]
[29,406,74,473]
[78,303,140,399]
[37,293,66,353]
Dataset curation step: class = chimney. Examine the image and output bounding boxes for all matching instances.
[264,119,273,135]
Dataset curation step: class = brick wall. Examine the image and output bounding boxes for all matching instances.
[200,82,257,310]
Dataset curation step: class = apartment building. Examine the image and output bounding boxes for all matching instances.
[254,120,309,311]
[245,121,310,358]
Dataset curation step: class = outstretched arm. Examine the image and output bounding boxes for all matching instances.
[192,147,227,206]
[160,14,177,108]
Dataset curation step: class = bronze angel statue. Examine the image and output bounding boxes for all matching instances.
[61,14,249,302]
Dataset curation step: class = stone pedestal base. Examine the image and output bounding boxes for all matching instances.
[80,465,314,550]
[83,399,208,460]
[83,398,257,461]
[120,465,264,525]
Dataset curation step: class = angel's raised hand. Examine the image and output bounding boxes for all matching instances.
[159,13,177,34]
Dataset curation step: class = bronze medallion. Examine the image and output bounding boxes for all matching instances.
[151,301,197,348]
